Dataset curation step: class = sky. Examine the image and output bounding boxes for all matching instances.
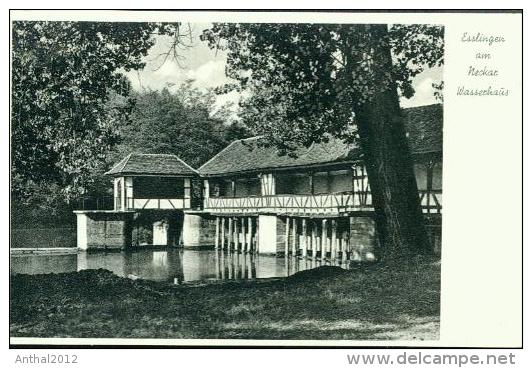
[125,23,443,114]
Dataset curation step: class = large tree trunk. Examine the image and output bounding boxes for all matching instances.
[349,25,430,260]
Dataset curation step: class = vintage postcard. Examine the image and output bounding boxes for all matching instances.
[8,9,522,350]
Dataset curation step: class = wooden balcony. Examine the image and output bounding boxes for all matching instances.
[204,190,442,216]
[419,189,442,214]
[121,197,191,211]
[204,192,373,216]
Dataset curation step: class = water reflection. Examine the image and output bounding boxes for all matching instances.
[11,249,349,283]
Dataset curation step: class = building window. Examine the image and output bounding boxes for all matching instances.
[329,169,352,193]
[234,177,261,196]
[276,172,311,195]
[414,164,428,190]
[432,162,442,190]
[313,172,329,194]
[134,177,185,199]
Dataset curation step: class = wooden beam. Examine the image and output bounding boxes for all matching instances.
[341,230,348,260]
[321,219,328,261]
[255,217,259,253]
[228,217,233,251]
[311,220,318,259]
[221,217,226,250]
[233,217,239,251]
[215,248,220,277]
[241,217,245,253]
[292,218,298,256]
[331,219,337,261]
[214,217,220,249]
[220,251,225,279]
[301,218,308,258]
[247,217,252,253]
[284,217,290,256]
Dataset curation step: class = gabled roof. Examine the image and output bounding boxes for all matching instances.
[199,137,359,177]
[105,153,198,177]
[199,104,442,176]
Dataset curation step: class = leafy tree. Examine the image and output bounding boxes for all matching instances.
[11,21,185,202]
[202,23,444,260]
[110,83,249,169]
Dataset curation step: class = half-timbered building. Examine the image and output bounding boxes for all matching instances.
[75,153,197,250]
[75,103,442,261]
[190,103,442,260]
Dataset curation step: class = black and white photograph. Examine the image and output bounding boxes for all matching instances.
[7,9,522,351]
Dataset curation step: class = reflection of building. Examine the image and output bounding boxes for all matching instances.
[75,104,442,261]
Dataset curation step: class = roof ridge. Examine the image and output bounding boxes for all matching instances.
[122,153,133,169]
[198,139,240,172]
[171,155,199,174]
[131,153,175,156]
[104,153,132,175]
[241,136,263,141]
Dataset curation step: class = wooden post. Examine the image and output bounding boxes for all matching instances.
[228,217,233,251]
[240,217,245,252]
[285,217,290,256]
[321,219,328,261]
[254,217,259,253]
[301,218,308,258]
[331,219,337,261]
[215,248,220,278]
[242,217,248,252]
[247,217,252,253]
[311,220,318,259]
[220,251,226,279]
[214,217,220,249]
[233,217,239,251]
[342,230,348,260]
[292,218,298,256]
[229,252,235,279]
[221,217,226,250]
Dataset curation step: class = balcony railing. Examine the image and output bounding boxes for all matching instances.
[204,190,442,215]
[77,196,114,211]
[204,192,373,215]
[419,189,442,214]
[116,197,191,210]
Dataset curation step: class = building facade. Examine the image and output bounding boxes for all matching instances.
[75,104,442,261]
[75,153,197,250]
[193,104,442,261]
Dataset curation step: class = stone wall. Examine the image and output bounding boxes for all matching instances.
[182,213,216,247]
[349,215,377,261]
[257,214,286,254]
[75,211,134,251]
[275,216,287,254]
[425,215,442,255]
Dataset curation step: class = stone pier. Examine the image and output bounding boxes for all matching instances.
[349,215,377,261]
[152,219,170,246]
[74,210,135,251]
[257,214,286,255]
[182,212,216,248]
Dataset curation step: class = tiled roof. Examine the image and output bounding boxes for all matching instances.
[199,104,442,176]
[105,153,198,176]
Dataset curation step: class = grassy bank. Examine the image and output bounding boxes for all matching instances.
[10,256,440,340]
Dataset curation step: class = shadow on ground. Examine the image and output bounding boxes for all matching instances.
[10,256,440,340]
